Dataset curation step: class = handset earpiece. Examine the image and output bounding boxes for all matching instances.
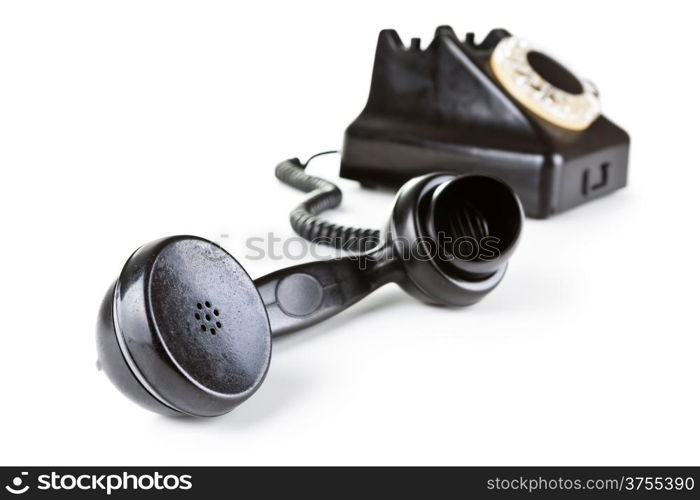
[97,173,522,417]
[96,237,272,417]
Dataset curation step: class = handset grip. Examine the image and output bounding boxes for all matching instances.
[254,246,398,336]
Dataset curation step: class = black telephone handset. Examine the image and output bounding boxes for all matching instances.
[97,173,522,416]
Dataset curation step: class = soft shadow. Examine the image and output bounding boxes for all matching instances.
[221,366,307,428]
[162,287,407,430]
[536,188,631,223]
[158,365,306,430]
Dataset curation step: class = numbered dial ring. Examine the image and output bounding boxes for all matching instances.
[490,36,601,131]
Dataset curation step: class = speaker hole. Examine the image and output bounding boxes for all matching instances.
[200,324,206,332]
[205,301,211,308]
[214,309,219,316]
[196,303,203,309]
[205,314,211,321]
[216,321,222,328]
[210,328,216,335]
[194,313,200,320]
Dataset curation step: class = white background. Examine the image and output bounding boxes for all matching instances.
[1,0,698,466]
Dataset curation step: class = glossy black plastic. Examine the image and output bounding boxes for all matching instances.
[97,173,522,416]
[340,26,630,218]
[96,237,271,417]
